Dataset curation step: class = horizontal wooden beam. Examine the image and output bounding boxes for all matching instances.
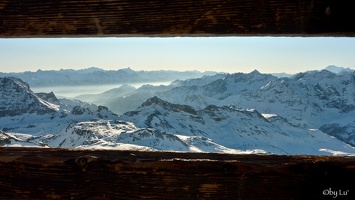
[1,147,355,199]
[1,0,355,37]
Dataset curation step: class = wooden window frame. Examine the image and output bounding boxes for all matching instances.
[1,1,355,199]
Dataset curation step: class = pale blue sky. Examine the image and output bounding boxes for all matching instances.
[1,37,354,74]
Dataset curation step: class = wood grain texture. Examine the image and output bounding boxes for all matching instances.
[1,147,355,199]
[0,0,355,37]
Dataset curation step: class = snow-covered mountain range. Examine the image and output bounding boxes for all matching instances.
[118,96,355,155]
[75,73,228,114]
[0,67,217,87]
[155,69,355,147]
[1,66,355,155]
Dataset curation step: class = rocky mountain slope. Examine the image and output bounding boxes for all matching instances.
[0,77,59,117]
[38,120,253,153]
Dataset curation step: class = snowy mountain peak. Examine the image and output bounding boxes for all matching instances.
[140,96,197,115]
[318,69,337,77]
[79,67,104,73]
[291,70,340,84]
[0,77,58,116]
[225,70,276,83]
[0,77,31,91]
[249,69,261,75]
[325,65,354,74]
[118,67,135,73]
[140,96,168,107]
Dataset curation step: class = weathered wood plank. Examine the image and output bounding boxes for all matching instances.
[0,0,355,37]
[0,147,355,199]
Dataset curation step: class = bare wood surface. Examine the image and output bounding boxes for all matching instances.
[0,0,355,37]
[0,147,354,199]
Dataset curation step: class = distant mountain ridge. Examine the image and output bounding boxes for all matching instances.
[0,67,217,87]
[268,65,354,77]
[325,65,354,74]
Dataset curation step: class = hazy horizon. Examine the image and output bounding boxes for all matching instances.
[31,81,173,98]
[0,65,350,75]
[1,37,355,74]
[0,66,218,73]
